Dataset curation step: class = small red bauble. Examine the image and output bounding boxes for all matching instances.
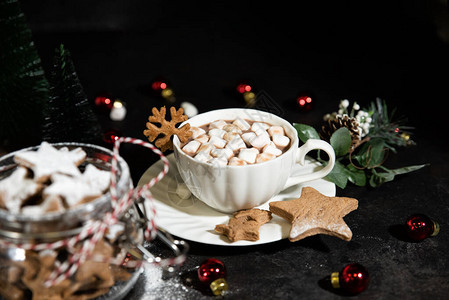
[198,258,226,284]
[296,95,313,111]
[331,263,370,294]
[95,95,113,111]
[151,80,168,91]
[405,214,439,241]
[236,83,252,94]
[198,258,228,296]
[103,129,122,144]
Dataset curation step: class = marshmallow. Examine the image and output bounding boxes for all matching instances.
[238,148,259,164]
[190,127,206,139]
[226,136,247,152]
[267,125,284,136]
[208,136,227,148]
[254,128,270,137]
[209,120,228,130]
[198,143,214,154]
[272,134,290,149]
[251,122,270,132]
[256,152,276,163]
[223,124,242,134]
[241,132,256,146]
[208,128,226,138]
[228,157,247,166]
[181,119,289,166]
[182,140,201,156]
[209,156,228,167]
[250,133,271,149]
[223,132,240,142]
[195,134,209,144]
[263,143,283,156]
[211,147,234,160]
[233,117,251,131]
[194,151,213,163]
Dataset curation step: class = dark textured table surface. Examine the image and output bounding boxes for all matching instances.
[10,1,449,298]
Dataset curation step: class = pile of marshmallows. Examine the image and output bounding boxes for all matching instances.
[181,117,290,166]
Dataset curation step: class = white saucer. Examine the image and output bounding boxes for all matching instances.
[137,154,335,246]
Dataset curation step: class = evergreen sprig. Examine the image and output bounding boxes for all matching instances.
[294,99,427,189]
[367,98,414,150]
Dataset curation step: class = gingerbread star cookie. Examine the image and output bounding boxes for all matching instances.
[215,208,272,242]
[14,142,86,182]
[269,187,358,242]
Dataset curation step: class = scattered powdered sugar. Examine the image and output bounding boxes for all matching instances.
[138,264,191,299]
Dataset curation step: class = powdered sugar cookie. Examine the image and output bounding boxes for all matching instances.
[0,167,43,214]
[45,174,102,208]
[21,195,65,215]
[45,164,110,208]
[81,164,111,193]
[14,142,86,182]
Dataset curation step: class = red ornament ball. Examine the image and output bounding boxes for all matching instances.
[95,95,113,111]
[151,80,168,91]
[198,258,226,285]
[296,95,313,111]
[405,214,439,241]
[331,263,369,294]
[103,129,122,144]
[236,83,252,94]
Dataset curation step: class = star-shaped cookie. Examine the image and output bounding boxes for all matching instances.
[45,164,110,208]
[14,142,86,182]
[0,167,43,214]
[269,187,358,242]
[215,209,272,242]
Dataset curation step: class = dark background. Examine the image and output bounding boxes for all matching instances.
[19,0,449,183]
[11,0,449,298]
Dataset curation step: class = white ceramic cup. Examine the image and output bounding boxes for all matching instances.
[173,108,335,213]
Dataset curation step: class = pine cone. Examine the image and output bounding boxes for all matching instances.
[320,115,361,150]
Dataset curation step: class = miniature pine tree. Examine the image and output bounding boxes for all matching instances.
[0,0,50,149]
[42,44,103,144]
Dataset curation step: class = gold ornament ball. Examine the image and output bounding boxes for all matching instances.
[210,278,228,296]
[401,132,410,141]
[243,91,256,105]
[161,88,174,99]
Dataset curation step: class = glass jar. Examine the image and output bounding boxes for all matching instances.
[0,143,141,300]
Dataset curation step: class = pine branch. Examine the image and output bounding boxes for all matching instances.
[366,98,413,149]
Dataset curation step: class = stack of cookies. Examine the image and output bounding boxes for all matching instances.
[0,142,137,300]
[0,142,110,215]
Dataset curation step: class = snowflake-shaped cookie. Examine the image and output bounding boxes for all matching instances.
[143,106,192,152]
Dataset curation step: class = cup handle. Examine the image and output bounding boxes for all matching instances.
[283,139,335,189]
